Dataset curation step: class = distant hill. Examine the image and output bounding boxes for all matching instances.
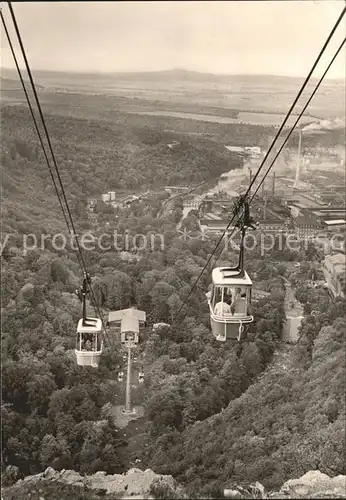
[2,67,344,119]
[3,66,344,83]
[0,76,45,91]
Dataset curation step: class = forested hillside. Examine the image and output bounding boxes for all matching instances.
[2,98,345,498]
[144,292,346,498]
[1,169,290,487]
[3,206,345,495]
[1,104,243,198]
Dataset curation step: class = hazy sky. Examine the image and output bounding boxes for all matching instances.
[1,1,345,78]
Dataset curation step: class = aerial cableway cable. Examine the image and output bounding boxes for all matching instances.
[7,2,88,271]
[206,35,346,291]
[0,9,72,236]
[2,5,84,274]
[5,2,112,346]
[169,6,346,331]
[250,36,346,203]
[2,7,85,287]
[211,35,346,267]
[240,5,346,201]
[4,1,344,341]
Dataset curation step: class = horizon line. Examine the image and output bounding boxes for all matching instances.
[1,66,345,82]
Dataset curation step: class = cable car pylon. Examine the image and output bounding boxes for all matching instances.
[108,308,146,423]
[125,342,133,415]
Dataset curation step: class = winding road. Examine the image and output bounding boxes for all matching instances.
[282,279,304,343]
[157,180,209,219]
[262,279,304,375]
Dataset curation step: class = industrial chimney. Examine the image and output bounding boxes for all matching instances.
[263,195,267,220]
[294,130,302,189]
[272,172,276,199]
[248,168,252,197]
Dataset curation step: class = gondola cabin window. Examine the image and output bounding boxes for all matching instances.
[211,285,252,318]
[76,329,101,351]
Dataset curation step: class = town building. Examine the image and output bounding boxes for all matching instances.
[322,219,346,234]
[286,203,346,238]
[164,186,190,195]
[251,196,290,232]
[183,195,204,210]
[309,207,346,219]
[225,145,263,159]
[100,192,140,209]
[101,191,116,203]
[200,194,289,233]
[167,141,180,150]
[122,195,139,206]
[257,218,287,232]
[200,196,234,214]
[286,193,327,215]
[293,215,322,239]
[322,253,346,298]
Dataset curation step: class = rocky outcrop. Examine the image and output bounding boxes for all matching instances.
[3,468,345,499]
[274,470,346,498]
[224,471,346,499]
[2,466,186,499]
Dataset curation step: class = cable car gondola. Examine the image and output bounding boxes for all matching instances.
[206,197,255,342]
[75,274,103,367]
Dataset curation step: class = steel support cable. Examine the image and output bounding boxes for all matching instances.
[6,3,112,345]
[7,2,88,272]
[1,8,85,277]
[240,6,346,202]
[209,36,346,274]
[2,8,86,285]
[207,36,346,282]
[169,7,345,330]
[0,9,72,235]
[250,37,346,203]
[173,36,345,332]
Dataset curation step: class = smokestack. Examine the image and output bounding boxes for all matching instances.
[302,117,345,133]
[294,130,302,189]
[261,179,265,198]
[272,172,275,199]
[263,195,267,220]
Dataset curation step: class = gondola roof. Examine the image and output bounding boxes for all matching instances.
[212,267,253,286]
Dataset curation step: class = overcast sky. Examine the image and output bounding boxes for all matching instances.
[1,1,345,78]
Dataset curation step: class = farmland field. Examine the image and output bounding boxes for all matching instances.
[1,68,344,120]
[128,109,319,127]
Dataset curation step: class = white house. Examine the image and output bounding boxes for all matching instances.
[322,253,346,298]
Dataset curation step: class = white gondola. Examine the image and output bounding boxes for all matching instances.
[75,317,103,367]
[206,197,255,342]
[206,268,253,342]
[75,274,104,367]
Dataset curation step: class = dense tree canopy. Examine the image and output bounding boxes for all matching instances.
[2,100,344,498]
